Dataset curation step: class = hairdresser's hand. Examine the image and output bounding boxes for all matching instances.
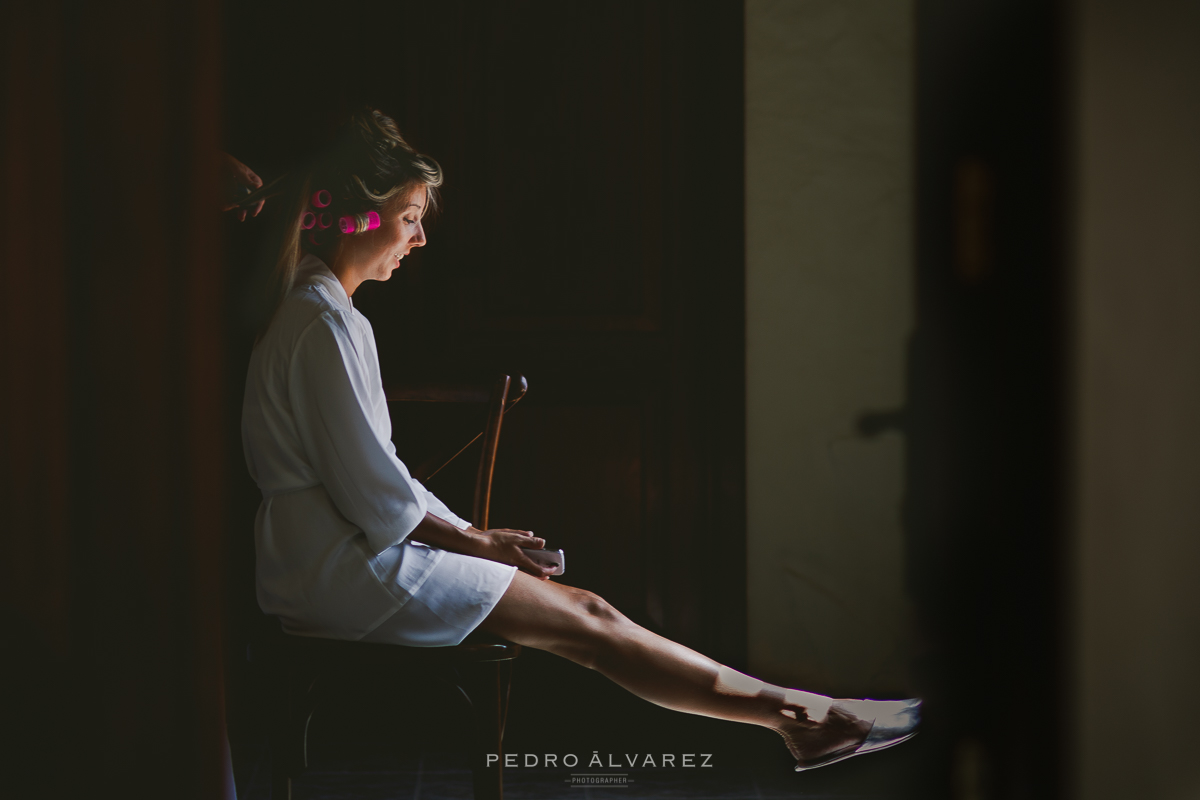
[470,528,555,580]
[220,152,264,221]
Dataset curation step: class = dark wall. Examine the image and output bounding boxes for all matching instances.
[2,2,230,798]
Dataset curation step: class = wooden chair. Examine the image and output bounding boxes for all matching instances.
[248,374,528,800]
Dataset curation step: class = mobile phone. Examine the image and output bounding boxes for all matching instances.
[520,547,565,575]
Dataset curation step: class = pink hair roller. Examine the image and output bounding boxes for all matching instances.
[317,212,332,229]
[307,231,322,247]
[301,211,316,230]
[311,189,332,208]
[338,210,381,234]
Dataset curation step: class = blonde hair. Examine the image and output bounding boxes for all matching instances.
[255,109,443,338]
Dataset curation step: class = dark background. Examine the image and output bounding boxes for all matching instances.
[1,0,1091,797]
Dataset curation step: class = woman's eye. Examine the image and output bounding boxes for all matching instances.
[404,218,417,225]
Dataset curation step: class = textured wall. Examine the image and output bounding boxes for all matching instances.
[745,0,916,694]
[1071,1,1200,797]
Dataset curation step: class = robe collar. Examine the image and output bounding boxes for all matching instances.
[296,253,353,313]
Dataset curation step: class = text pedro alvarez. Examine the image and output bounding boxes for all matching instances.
[486,752,715,769]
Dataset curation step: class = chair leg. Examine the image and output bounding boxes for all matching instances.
[265,667,292,800]
[499,659,514,741]
[467,662,506,800]
[266,666,319,800]
[267,686,293,800]
[270,768,292,800]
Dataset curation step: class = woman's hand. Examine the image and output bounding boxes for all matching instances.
[407,514,556,580]
[471,528,556,580]
[219,152,264,221]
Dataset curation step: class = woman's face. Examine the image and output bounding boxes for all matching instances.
[353,186,429,284]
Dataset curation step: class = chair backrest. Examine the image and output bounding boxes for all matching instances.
[385,374,528,530]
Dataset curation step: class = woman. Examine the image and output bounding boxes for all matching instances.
[241,108,919,772]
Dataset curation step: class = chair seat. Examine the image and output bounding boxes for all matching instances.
[251,621,522,800]
[249,627,521,670]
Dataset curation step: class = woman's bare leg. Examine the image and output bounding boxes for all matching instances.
[478,572,873,764]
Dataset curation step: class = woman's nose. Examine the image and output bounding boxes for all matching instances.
[411,222,426,246]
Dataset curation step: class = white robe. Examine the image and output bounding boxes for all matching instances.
[241,255,516,645]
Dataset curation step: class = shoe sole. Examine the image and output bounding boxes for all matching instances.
[793,731,918,772]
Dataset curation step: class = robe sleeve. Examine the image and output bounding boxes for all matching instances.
[289,311,428,555]
[413,480,472,530]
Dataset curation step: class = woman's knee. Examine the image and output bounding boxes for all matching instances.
[483,575,625,646]
[571,588,625,627]
[558,589,632,667]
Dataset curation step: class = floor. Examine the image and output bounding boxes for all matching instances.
[231,649,941,800]
[232,731,935,800]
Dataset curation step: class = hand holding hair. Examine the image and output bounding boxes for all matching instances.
[219,151,265,220]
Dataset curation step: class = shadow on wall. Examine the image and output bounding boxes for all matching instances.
[905,1,1069,798]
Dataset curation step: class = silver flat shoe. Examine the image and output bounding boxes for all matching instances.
[794,698,921,772]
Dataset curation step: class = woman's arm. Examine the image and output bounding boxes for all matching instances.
[407,512,555,579]
[290,314,432,553]
[408,477,472,531]
[289,311,554,577]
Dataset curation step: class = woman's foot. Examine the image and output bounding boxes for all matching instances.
[777,698,873,767]
[783,698,922,772]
